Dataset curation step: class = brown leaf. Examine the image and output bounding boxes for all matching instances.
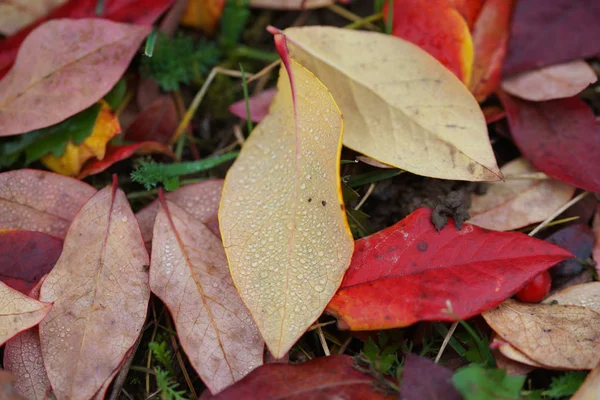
[401,353,461,400]
[39,179,150,400]
[572,361,600,400]
[0,0,66,35]
[483,299,600,370]
[150,196,264,393]
[543,282,600,312]
[0,169,96,238]
[0,281,51,346]
[0,370,28,400]
[125,95,180,144]
[492,346,536,376]
[493,336,544,369]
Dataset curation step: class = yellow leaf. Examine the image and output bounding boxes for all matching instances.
[41,101,121,176]
[180,0,225,35]
[219,37,354,358]
[281,26,501,181]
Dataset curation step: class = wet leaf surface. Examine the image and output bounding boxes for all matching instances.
[0,281,51,346]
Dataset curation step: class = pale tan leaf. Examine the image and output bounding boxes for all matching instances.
[493,348,536,376]
[250,0,333,9]
[39,182,150,400]
[543,282,600,312]
[501,60,597,101]
[0,0,66,35]
[493,336,544,369]
[151,198,263,393]
[468,158,576,231]
[483,299,600,370]
[219,41,354,358]
[282,26,501,181]
[0,169,96,238]
[0,281,51,346]
[356,156,395,169]
[571,362,600,400]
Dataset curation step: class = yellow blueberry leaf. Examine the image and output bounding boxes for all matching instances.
[281,26,501,181]
[219,36,354,358]
[180,0,225,35]
[41,101,121,176]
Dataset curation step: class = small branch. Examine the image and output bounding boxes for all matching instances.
[435,321,458,363]
[528,191,589,236]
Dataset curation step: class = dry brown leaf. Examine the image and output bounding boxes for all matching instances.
[483,299,600,370]
[572,361,600,400]
[493,336,544,369]
[493,347,536,376]
[0,0,66,35]
[544,282,600,311]
[39,180,150,400]
[468,158,575,231]
[0,169,96,238]
[501,60,597,101]
[150,197,264,393]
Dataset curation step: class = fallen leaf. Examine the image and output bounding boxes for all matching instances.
[201,355,396,399]
[180,0,225,35]
[0,230,62,294]
[0,281,51,346]
[0,18,149,137]
[0,370,28,400]
[0,0,172,79]
[283,26,501,181]
[498,92,600,193]
[40,101,121,176]
[249,0,335,9]
[0,169,96,238]
[136,179,223,249]
[452,363,525,399]
[544,224,594,282]
[77,141,174,179]
[493,336,544,369]
[446,0,483,28]
[151,195,264,393]
[229,88,276,123]
[326,207,573,331]
[594,206,600,277]
[401,353,461,400]
[383,0,473,84]
[502,0,600,76]
[219,35,354,358]
[39,178,150,400]
[468,158,575,231]
[3,280,55,400]
[0,0,66,35]
[501,60,597,101]
[571,362,600,400]
[469,0,515,102]
[125,95,180,144]
[544,282,600,312]
[483,299,600,370]
[482,105,506,124]
[493,344,536,376]
[356,156,395,169]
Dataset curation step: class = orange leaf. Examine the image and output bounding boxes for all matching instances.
[39,178,150,400]
[180,0,225,35]
[41,101,121,176]
[0,169,96,238]
[384,0,473,85]
[0,281,51,346]
[151,195,264,393]
[219,36,354,358]
[469,0,515,102]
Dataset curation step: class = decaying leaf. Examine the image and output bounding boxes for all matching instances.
[0,169,96,238]
[327,208,573,331]
[544,282,600,312]
[0,281,51,346]
[219,35,354,358]
[40,101,121,176]
[201,355,396,399]
[151,195,264,393]
[483,299,600,370]
[125,95,180,144]
[501,60,597,101]
[229,88,276,123]
[282,26,501,181]
[0,230,62,294]
[249,0,335,9]
[39,179,150,400]
[571,362,600,400]
[493,336,544,369]
[498,92,600,193]
[468,158,575,231]
[0,18,149,136]
[0,0,66,35]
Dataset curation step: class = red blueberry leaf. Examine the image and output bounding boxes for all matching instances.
[326,208,573,331]
[228,88,276,123]
[0,169,96,238]
[125,95,180,144]
[445,0,483,28]
[401,353,461,400]
[39,178,150,400]
[498,91,600,193]
[0,230,62,294]
[502,0,600,76]
[0,0,173,79]
[594,206,600,277]
[0,18,150,137]
[544,224,594,283]
[78,141,174,179]
[200,355,396,400]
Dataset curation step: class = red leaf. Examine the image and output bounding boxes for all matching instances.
[445,0,483,28]
[502,0,600,76]
[327,208,573,331]
[498,91,600,193]
[125,95,180,144]
[401,354,461,400]
[78,141,174,179]
[0,0,173,79]
[228,88,276,123]
[201,355,396,400]
[0,230,62,294]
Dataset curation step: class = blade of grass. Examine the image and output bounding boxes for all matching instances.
[348,169,403,187]
[240,64,254,133]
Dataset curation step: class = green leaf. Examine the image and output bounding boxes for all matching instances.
[544,371,588,399]
[453,364,525,400]
[103,78,127,109]
[218,0,250,48]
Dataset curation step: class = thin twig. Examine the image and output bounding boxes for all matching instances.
[233,123,246,146]
[355,183,376,210]
[166,315,197,398]
[344,12,384,30]
[247,60,280,84]
[308,320,337,331]
[528,191,589,236]
[328,4,381,30]
[316,325,331,356]
[435,321,458,363]
[338,336,352,354]
[504,172,550,180]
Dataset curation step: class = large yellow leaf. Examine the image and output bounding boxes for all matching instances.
[281,26,501,181]
[219,37,354,358]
